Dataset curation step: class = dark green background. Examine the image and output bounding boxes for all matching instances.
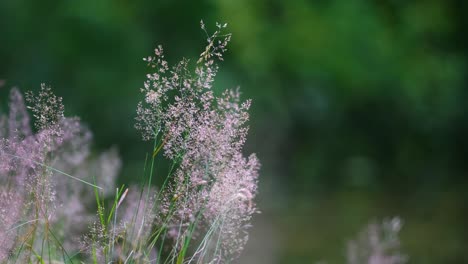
[1,0,468,263]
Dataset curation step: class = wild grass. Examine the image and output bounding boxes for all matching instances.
[0,22,259,264]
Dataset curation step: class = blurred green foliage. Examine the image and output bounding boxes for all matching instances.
[1,0,468,263]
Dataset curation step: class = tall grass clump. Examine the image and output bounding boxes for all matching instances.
[0,85,121,263]
[0,21,260,264]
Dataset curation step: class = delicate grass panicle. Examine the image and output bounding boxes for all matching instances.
[135,21,259,263]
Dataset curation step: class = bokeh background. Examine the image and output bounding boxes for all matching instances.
[1,0,468,263]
